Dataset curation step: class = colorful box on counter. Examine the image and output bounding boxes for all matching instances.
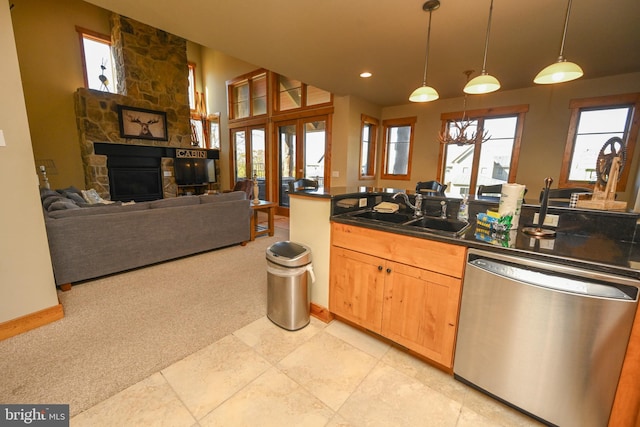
[476,211,513,232]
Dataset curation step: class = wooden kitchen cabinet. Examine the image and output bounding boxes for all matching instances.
[329,222,466,368]
[381,261,462,367]
[329,246,385,333]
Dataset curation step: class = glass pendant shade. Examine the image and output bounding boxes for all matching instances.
[409,0,441,103]
[534,59,583,84]
[535,0,583,85]
[463,73,500,94]
[409,84,439,102]
[464,0,500,96]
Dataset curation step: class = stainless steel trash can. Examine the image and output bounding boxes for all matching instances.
[266,241,314,330]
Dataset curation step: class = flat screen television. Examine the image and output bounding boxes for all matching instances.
[174,158,216,185]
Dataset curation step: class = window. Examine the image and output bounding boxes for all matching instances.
[188,62,196,111]
[230,126,266,183]
[559,93,640,190]
[275,75,332,112]
[439,105,527,197]
[76,27,117,92]
[359,115,379,179]
[381,117,416,180]
[227,70,267,120]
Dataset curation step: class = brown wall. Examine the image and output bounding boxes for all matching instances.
[11,0,112,190]
[378,73,640,204]
[11,0,640,206]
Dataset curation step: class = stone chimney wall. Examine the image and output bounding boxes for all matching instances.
[75,15,193,199]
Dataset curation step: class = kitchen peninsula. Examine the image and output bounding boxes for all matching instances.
[289,186,640,427]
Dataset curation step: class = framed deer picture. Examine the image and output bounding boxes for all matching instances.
[117,105,168,141]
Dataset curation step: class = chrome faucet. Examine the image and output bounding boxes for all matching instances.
[392,192,423,217]
[440,200,447,219]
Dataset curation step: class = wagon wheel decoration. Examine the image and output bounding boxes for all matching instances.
[595,137,626,187]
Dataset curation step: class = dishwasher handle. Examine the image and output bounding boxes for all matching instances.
[469,257,638,301]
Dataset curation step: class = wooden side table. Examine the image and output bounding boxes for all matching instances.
[250,200,277,241]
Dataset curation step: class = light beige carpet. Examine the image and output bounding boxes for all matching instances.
[0,225,289,416]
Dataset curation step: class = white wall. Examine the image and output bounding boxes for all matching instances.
[0,4,59,323]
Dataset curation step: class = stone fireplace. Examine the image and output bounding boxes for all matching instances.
[74,14,204,200]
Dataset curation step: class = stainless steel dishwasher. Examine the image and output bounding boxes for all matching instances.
[454,248,639,427]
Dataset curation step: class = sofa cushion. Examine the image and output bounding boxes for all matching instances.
[47,201,150,219]
[199,191,247,204]
[148,196,200,209]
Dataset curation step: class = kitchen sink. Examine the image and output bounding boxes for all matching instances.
[405,216,471,236]
[352,211,413,224]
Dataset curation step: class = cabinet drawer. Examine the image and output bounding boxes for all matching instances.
[331,222,466,278]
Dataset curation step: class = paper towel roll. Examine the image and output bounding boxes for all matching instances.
[498,183,526,227]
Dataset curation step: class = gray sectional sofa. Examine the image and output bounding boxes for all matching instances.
[40,189,251,289]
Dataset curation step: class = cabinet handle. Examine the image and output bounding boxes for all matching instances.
[386,268,392,274]
[378,265,383,271]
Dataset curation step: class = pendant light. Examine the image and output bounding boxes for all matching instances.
[534,0,583,84]
[464,0,500,95]
[409,0,440,103]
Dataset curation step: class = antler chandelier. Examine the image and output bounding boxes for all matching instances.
[439,71,491,145]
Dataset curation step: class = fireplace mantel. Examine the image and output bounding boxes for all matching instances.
[92,143,219,201]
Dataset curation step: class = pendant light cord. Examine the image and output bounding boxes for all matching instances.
[557,0,573,60]
[480,0,494,73]
[421,9,434,86]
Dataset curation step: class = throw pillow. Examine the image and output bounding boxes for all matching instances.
[42,195,66,210]
[47,200,80,211]
[56,186,83,197]
[40,188,59,201]
[81,189,105,204]
[64,192,85,204]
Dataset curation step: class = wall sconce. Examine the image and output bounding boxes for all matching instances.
[409,0,441,103]
[464,0,500,95]
[534,0,583,84]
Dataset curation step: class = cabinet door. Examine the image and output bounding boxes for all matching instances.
[381,261,462,368]
[329,246,385,333]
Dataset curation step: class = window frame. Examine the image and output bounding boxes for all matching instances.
[437,105,528,195]
[76,26,115,92]
[188,62,197,112]
[381,117,417,181]
[227,69,268,121]
[559,93,640,191]
[229,124,268,184]
[272,74,333,114]
[359,114,379,179]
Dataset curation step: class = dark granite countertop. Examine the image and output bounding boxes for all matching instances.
[302,187,640,280]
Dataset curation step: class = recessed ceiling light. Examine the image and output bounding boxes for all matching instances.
[360,72,372,78]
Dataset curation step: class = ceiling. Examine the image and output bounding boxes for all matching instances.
[83,0,640,107]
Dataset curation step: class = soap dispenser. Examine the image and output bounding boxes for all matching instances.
[457,195,469,221]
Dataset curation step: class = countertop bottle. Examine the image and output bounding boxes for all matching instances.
[458,195,469,221]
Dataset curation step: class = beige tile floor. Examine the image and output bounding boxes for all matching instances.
[71,317,544,427]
